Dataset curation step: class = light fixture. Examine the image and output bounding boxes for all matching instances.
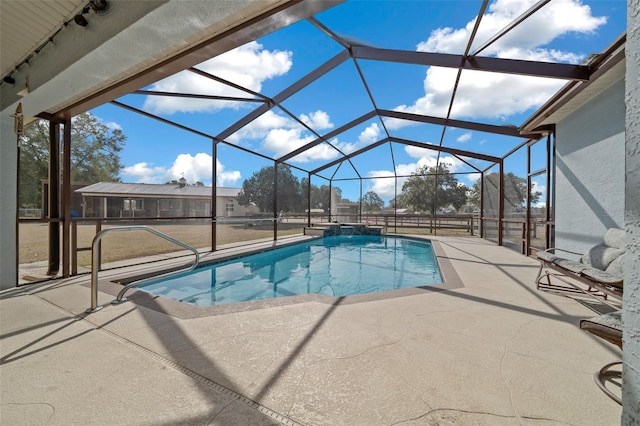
[74,13,89,27]
[3,76,15,85]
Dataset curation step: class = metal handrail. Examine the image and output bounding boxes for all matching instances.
[86,226,200,313]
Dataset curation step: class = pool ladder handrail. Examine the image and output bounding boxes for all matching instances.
[86,225,200,313]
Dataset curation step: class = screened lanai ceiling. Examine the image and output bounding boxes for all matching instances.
[97,0,626,190]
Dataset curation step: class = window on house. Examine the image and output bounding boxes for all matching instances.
[160,199,179,211]
[124,199,144,210]
[226,202,234,212]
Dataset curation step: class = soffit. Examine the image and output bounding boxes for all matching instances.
[521,34,627,133]
[0,0,86,79]
[523,59,626,132]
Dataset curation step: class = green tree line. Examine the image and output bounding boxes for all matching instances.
[236,164,537,216]
[19,113,125,208]
[236,164,344,213]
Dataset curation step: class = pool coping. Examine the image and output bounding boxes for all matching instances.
[93,236,464,319]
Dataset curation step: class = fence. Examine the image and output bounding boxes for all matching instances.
[19,212,477,277]
[19,209,42,218]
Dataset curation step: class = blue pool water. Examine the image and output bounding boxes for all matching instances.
[137,235,442,306]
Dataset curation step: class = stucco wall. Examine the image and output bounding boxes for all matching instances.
[554,78,626,254]
[623,0,640,421]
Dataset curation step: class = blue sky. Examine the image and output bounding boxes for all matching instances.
[90,0,626,205]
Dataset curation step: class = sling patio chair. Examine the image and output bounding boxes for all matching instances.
[535,228,625,308]
[580,310,623,405]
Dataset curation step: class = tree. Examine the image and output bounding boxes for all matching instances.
[69,113,125,182]
[301,179,333,212]
[19,112,126,208]
[400,164,468,213]
[360,191,384,212]
[468,172,541,215]
[19,121,49,208]
[388,194,408,210]
[236,164,302,212]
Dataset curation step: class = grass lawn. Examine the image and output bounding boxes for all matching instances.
[19,222,303,267]
[18,219,475,268]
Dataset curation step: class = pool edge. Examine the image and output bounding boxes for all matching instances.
[94,235,465,319]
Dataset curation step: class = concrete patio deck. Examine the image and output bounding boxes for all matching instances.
[1,236,622,425]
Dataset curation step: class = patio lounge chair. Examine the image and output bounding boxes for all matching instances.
[580,310,623,405]
[535,228,625,306]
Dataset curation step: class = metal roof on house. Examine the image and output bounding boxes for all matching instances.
[76,182,240,198]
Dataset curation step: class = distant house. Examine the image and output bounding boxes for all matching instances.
[380,208,411,215]
[75,180,258,218]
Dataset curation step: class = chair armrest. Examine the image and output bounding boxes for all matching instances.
[543,247,583,257]
[537,247,582,263]
[580,310,623,349]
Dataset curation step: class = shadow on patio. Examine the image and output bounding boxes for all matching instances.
[1,236,622,425]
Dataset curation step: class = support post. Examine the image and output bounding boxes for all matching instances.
[212,140,217,251]
[545,133,553,249]
[273,161,278,241]
[526,143,532,255]
[62,118,71,276]
[307,172,311,226]
[47,121,60,275]
[480,171,484,238]
[359,179,362,222]
[498,160,504,246]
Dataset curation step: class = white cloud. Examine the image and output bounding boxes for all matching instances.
[167,153,213,184]
[531,179,547,207]
[289,142,342,163]
[143,41,292,114]
[366,170,396,198]
[531,180,545,193]
[216,159,242,186]
[226,109,373,163]
[122,162,167,183]
[391,67,458,123]
[394,65,565,122]
[457,132,472,143]
[229,110,328,161]
[418,0,606,57]
[359,122,382,144]
[227,110,294,144]
[398,0,607,123]
[467,172,481,184]
[336,122,383,155]
[404,146,464,171]
[262,127,316,159]
[300,110,334,130]
[121,154,241,186]
[365,146,468,198]
[102,120,122,132]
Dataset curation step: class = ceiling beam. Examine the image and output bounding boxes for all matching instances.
[310,139,389,175]
[110,100,214,140]
[472,0,551,56]
[273,50,350,104]
[56,0,343,118]
[378,109,540,138]
[351,46,590,81]
[310,135,501,176]
[132,89,265,103]
[391,137,501,163]
[278,110,378,162]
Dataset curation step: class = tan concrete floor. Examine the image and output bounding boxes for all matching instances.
[1,236,622,425]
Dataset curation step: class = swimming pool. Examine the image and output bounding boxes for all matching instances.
[137,235,442,307]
